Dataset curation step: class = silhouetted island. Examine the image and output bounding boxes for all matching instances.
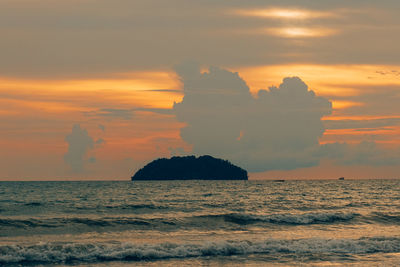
[131,155,248,181]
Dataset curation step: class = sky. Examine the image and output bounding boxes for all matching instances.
[1,0,400,180]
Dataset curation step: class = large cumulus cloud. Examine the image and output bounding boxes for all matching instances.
[173,63,332,171]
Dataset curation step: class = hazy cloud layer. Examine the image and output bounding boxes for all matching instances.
[84,107,174,121]
[337,85,400,117]
[64,124,95,172]
[173,63,332,171]
[324,118,400,130]
[1,0,400,78]
[318,142,400,166]
[91,108,134,120]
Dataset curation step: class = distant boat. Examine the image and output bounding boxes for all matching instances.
[338,177,345,180]
[273,179,285,182]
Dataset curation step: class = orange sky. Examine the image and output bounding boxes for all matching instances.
[1,1,400,179]
[1,63,400,179]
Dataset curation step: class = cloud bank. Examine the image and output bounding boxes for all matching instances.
[173,62,332,172]
[1,1,400,78]
[318,141,400,166]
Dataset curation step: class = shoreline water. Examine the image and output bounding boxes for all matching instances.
[1,180,399,266]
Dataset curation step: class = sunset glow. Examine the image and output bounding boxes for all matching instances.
[2,2,400,266]
[264,27,337,38]
[1,1,399,180]
[238,64,400,98]
[234,8,334,20]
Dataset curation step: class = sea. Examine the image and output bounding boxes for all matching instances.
[0,180,400,266]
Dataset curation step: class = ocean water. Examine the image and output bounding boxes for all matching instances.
[0,180,400,266]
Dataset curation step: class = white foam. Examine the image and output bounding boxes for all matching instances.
[1,237,399,264]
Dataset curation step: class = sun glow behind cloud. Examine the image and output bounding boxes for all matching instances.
[265,27,337,38]
[233,7,338,38]
[234,8,334,20]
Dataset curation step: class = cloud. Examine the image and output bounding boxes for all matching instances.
[143,89,182,93]
[1,1,400,78]
[233,8,336,20]
[64,124,95,172]
[84,107,174,120]
[324,117,400,130]
[172,63,400,171]
[95,138,105,145]
[173,62,332,172]
[135,108,175,115]
[97,108,134,120]
[337,85,400,116]
[84,108,134,120]
[318,141,400,166]
[168,147,187,157]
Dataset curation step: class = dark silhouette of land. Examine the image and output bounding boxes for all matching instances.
[131,155,248,181]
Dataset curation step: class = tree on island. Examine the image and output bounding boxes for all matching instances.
[131,155,248,180]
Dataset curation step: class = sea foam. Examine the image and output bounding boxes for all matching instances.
[1,237,400,264]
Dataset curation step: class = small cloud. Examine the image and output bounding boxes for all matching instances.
[375,70,400,77]
[86,107,175,119]
[143,89,182,93]
[99,108,134,120]
[64,124,95,173]
[136,107,174,115]
[168,147,188,157]
[95,138,105,145]
[84,108,134,120]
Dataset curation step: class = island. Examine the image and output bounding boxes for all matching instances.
[131,155,248,181]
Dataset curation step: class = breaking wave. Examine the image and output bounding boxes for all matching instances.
[1,237,400,264]
[0,212,357,231]
[3,211,400,237]
[200,212,358,225]
[0,217,154,229]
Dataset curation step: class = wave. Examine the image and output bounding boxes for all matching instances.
[0,212,357,230]
[105,203,168,210]
[3,211,400,236]
[0,217,155,229]
[198,212,358,225]
[24,202,42,207]
[1,237,400,264]
[367,212,400,224]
